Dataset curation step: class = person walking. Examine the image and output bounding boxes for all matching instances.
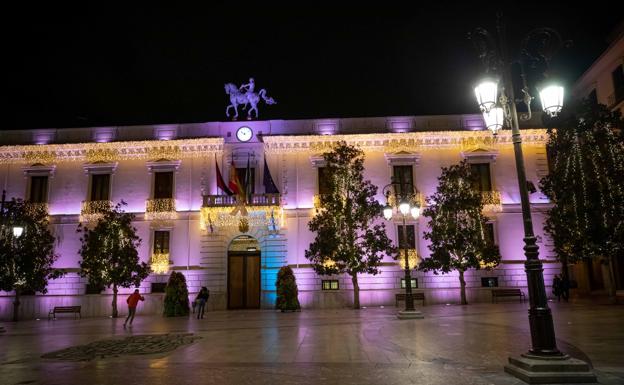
[124,289,145,327]
[552,274,562,302]
[195,287,209,319]
[560,274,570,302]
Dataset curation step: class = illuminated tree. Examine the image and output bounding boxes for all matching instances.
[420,160,501,305]
[77,201,150,317]
[305,142,396,309]
[541,100,624,301]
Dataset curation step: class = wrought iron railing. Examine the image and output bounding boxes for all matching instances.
[80,200,112,222]
[150,253,170,274]
[202,193,280,207]
[145,198,177,221]
[481,191,502,212]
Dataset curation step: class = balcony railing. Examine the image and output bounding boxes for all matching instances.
[80,200,112,222]
[145,198,177,221]
[481,191,502,212]
[24,202,49,217]
[202,193,281,207]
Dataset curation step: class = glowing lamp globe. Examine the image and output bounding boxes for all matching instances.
[399,201,410,216]
[539,84,564,117]
[13,226,24,238]
[383,204,393,220]
[482,106,505,135]
[474,79,499,112]
[410,206,420,219]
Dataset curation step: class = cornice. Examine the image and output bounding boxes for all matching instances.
[263,129,548,154]
[0,137,224,165]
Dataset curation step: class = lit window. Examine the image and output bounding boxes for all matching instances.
[400,278,418,289]
[321,280,339,290]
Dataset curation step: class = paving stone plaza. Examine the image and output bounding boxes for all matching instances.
[1,301,622,385]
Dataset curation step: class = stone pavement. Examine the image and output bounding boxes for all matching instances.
[0,301,622,385]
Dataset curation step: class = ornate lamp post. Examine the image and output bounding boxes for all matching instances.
[382,178,423,320]
[469,14,596,383]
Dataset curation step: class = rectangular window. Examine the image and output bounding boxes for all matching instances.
[318,167,331,196]
[397,225,416,249]
[400,278,418,289]
[484,222,496,245]
[154,171,174,199]
[470,163,492,191]
[321,280,339,290]
[85,282,104,294]
[29,176,48,203]
[613,64,624,104]
[588,89,598,105]
[392,165,414,196]
[151,282,167,293]
[153,231,170,254]
[90,174,110,201]
[481,277,499,287]
[236,167,255,194]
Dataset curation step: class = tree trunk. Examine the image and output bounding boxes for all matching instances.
[351,273,360,309]
[601,256,617,304]
[459,270,467,305]
[12,290,20,322]
[560,255,569,281]
[112,284,118,318]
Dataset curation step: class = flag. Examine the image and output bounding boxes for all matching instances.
[263,157,279,194]
[215,155,233,196]
[228,156,243,196]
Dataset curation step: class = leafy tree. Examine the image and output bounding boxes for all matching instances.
[77,201,150,317]
[420,160,501,305]
[163,271,190,317]
[0,198,63,321]
[305,142,396,309]
[540,100,624,301]
[275,266,301,312]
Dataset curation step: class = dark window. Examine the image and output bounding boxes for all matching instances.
[154,171,174,199]
[588,89,598,105]
[470,163,492,191]
[85,282,104,294]
[90,174,110,201]
[236,167,255,194]
[484,222,496,245]
[29,176,48,203]
[318,167,332,196]
[392,165,414,196]
[613,65,624,104]
[400,278,418,289]
[397,225,416,249]
[321,280,339,290]
[481,277,499,287]
[153,231,170,254]
[151,282,167,293]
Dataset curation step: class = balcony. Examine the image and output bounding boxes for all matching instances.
[80,200,112,223]
[481,191,502,212]
[145,198,177,221]
[150,253,170,274]
[24,202,49,217]
[200,193,282,232]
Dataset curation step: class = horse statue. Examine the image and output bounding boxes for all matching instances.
[224,78,277,120]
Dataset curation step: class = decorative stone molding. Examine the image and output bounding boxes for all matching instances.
[0,138,224,164]
[384,151,421,166]
[83,162,118,175]
[146,160,182,173]
[461,148,499,163]
[22,164,56,177]
[309,155,326,168]
[263,129,548,154]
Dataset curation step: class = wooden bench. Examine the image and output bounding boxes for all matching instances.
[395,292,425,307]
[48,306,81,320]
[491,289,525,303]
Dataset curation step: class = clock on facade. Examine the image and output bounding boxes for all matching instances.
[236,126,253,142]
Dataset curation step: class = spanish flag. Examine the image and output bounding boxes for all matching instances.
[228,157,243,196]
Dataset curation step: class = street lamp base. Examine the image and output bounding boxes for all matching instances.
[396,310,424,320]
[504,353,596,384]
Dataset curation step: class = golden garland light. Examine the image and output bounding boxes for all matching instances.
[479,260,498,269]
[145,198,177,221]
[398,249,420,270]
[200,205,283,231]
[481,191,502,212]
[147,146,182,161]
[79,200,112,223]
[24,151,57,164]
[86,148,119,163]
[151,253,170,274]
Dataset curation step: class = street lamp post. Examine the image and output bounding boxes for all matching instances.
[382,178,423,320]
[469,14,596,383]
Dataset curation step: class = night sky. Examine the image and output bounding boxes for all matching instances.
[5,4,622,130]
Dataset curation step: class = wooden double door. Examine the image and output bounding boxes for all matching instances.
[227,252,261,309]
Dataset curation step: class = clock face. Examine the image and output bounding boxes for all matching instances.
[236,126,253,142]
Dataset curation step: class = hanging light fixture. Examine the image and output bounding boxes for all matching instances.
[383,203,393,220]
[539,83,564,117]
[399,200,410,216]
[482,106,505,135]
[474,78,499,112]
[410,206,420,219]
[12,226,24,238]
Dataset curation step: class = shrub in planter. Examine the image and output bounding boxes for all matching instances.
[163,271,190,317]
[275,266,301,312]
